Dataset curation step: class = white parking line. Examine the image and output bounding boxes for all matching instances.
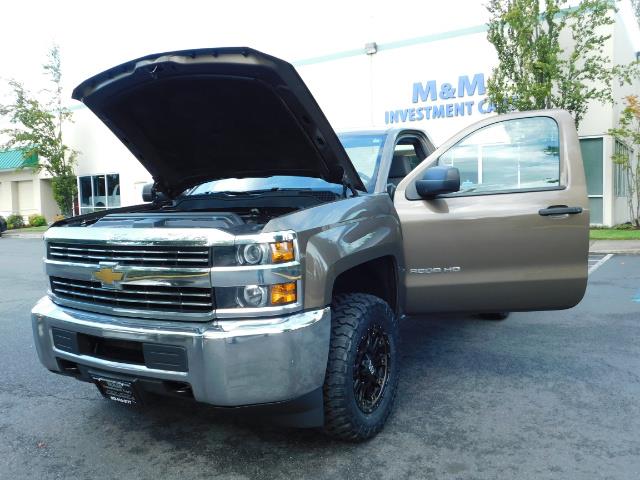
[588,253,613,274]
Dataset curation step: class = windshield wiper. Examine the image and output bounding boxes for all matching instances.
[203,187,315,197]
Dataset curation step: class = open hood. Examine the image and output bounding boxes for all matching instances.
[72,48,365,197]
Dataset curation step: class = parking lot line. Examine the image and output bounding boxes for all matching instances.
[588,253,613,274]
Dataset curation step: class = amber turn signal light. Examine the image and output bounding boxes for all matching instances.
[270,240,295,263]
[270,282,297,305]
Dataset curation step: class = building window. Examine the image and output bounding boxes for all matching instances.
[614,140,630,198]
[579,138,603,224]
[78,174,120,214]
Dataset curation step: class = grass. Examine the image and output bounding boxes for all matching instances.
[8,225,49,233]
[590,228,640,240]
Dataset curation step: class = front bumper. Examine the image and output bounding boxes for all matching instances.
[32,296,330,407]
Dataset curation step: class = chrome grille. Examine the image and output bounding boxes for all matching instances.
[50,277,214,314]
[48,242,210,267]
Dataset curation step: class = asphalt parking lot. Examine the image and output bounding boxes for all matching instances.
[1,238,639,480]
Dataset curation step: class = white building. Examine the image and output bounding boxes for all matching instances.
[0,149,58,222]
[12,4,638,226]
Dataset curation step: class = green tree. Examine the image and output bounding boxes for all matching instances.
[0,45,77,217]
[632,0,640,26]
[609,95,640,226]
[486,0,639,128]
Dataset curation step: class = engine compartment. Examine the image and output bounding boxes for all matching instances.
[92,207,295,234]
[66,189,343,234]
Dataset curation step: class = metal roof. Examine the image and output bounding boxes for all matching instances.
[0,149,38,171]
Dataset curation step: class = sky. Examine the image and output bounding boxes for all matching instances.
[0,0,638,109]
[0,0,491,101]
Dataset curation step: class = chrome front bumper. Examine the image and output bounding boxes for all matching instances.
[31,296,331,407]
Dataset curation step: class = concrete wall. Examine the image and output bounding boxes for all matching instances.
[0,169,59,223]
[65,108,152,207]
[609,11,640,226]
[39,179,58,221]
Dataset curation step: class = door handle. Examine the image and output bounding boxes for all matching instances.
[538,205,583,216]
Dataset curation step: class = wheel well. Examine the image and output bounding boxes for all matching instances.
[332,256,398,313]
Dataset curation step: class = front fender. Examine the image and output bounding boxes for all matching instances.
[303,220,402,308]
[263,193,404,310]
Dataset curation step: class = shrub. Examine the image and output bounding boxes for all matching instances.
[613,222,636,230]
[28,214,47,227]
[7,214,25,229]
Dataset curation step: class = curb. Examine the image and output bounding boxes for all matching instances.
[1,233,45,239]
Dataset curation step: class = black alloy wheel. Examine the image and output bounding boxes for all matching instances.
[353,325,391,414]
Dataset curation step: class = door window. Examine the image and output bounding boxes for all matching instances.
[438,117,560,195]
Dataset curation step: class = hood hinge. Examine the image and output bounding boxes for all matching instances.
[342,173,359,198]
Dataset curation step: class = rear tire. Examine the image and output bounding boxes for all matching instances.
[323,293,399,441]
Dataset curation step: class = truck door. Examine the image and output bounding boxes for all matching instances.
[394,110,589,314]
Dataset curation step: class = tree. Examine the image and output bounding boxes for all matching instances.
[632,0,640,26]
[0,46,77,217]
[486,0,639,128]
[609,95,640,226]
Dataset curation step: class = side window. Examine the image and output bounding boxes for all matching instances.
[388,138,425,187]
[438,117,560,195]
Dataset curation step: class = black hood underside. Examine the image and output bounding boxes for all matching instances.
[72,48,365,197]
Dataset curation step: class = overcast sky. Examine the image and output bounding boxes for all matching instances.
[1,0,638,106]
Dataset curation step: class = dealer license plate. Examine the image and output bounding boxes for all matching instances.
[92,375,139,406]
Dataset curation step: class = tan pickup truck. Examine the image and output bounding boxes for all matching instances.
[32,48,589,441]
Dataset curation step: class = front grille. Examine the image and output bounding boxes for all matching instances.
[48,242,210,268]
[50,277,214,313]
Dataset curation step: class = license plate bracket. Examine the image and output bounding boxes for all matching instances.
[91,374,140,406]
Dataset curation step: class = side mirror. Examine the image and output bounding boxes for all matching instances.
[415,166,460,198]
[141,183,168,202]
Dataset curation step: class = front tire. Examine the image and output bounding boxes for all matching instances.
[323,293,399,441]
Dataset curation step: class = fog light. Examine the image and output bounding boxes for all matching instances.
[239,285,269,307]
[270,282,297,305]
[270,240,295,263]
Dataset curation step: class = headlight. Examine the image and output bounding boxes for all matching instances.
[214,240,296,266]
[237,244,269,266]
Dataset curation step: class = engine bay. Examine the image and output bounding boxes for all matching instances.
[58,189,343,234]
[92,208,294,234]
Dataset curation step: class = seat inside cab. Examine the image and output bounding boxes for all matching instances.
[387,139,425,196]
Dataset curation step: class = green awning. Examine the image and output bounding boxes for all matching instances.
[0,149,38,171]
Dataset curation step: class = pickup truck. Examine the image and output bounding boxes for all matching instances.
[32,48,589,441]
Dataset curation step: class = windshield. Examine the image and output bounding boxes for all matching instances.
[189,176,343,195]
[189,133,387,195]
[338,133,386,191]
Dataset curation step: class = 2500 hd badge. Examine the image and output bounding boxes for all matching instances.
[410,266,462,274]
[32,47,589,441]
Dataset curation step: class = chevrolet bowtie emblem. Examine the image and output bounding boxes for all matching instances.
[93,265,124,288]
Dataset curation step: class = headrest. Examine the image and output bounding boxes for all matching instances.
[389,153,414,178]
